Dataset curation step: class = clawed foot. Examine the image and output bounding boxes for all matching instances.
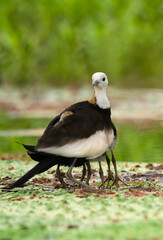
[110,175,128,189]
[99,175,113,189]
[99,174,127,190]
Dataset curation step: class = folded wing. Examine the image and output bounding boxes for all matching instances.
[36,101,112,158]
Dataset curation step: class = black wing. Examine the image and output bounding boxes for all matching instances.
[36,101,107,149]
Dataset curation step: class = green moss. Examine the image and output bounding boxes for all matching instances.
[0,221,163,240]
[0,159,163,239]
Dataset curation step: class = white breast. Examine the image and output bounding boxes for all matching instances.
[37,129,115,159]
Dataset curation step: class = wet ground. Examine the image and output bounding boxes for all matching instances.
[1,158,163,198]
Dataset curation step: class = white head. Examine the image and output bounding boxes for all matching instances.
[91,72,110,109]
[92,72,108,89]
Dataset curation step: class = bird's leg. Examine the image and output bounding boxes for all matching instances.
[86,161,91,185]
[56,164,68,189]
[110,151,127,189]
[81,164,86,182]
[98,161,104,189]
[105,153,115,188]
[66,159,94,190]
[81,161,91,185]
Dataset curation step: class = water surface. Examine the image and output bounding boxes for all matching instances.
[0,114,162,163]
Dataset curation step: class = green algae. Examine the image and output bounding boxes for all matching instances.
[0,159,163,240]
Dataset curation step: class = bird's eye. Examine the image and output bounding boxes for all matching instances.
[102,77,105,81]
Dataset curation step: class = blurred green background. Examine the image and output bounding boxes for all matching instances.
[0,0,162,88]
[0,0,162,159]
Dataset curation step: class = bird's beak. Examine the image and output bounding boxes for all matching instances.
[93,80,100,87]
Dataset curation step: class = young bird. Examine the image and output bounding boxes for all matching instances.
[2,72,122,191]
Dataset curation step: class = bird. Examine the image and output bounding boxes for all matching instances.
[2,72,121,191]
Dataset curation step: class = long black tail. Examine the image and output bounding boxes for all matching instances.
[1,144,59,191]
[1,158,57,191]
